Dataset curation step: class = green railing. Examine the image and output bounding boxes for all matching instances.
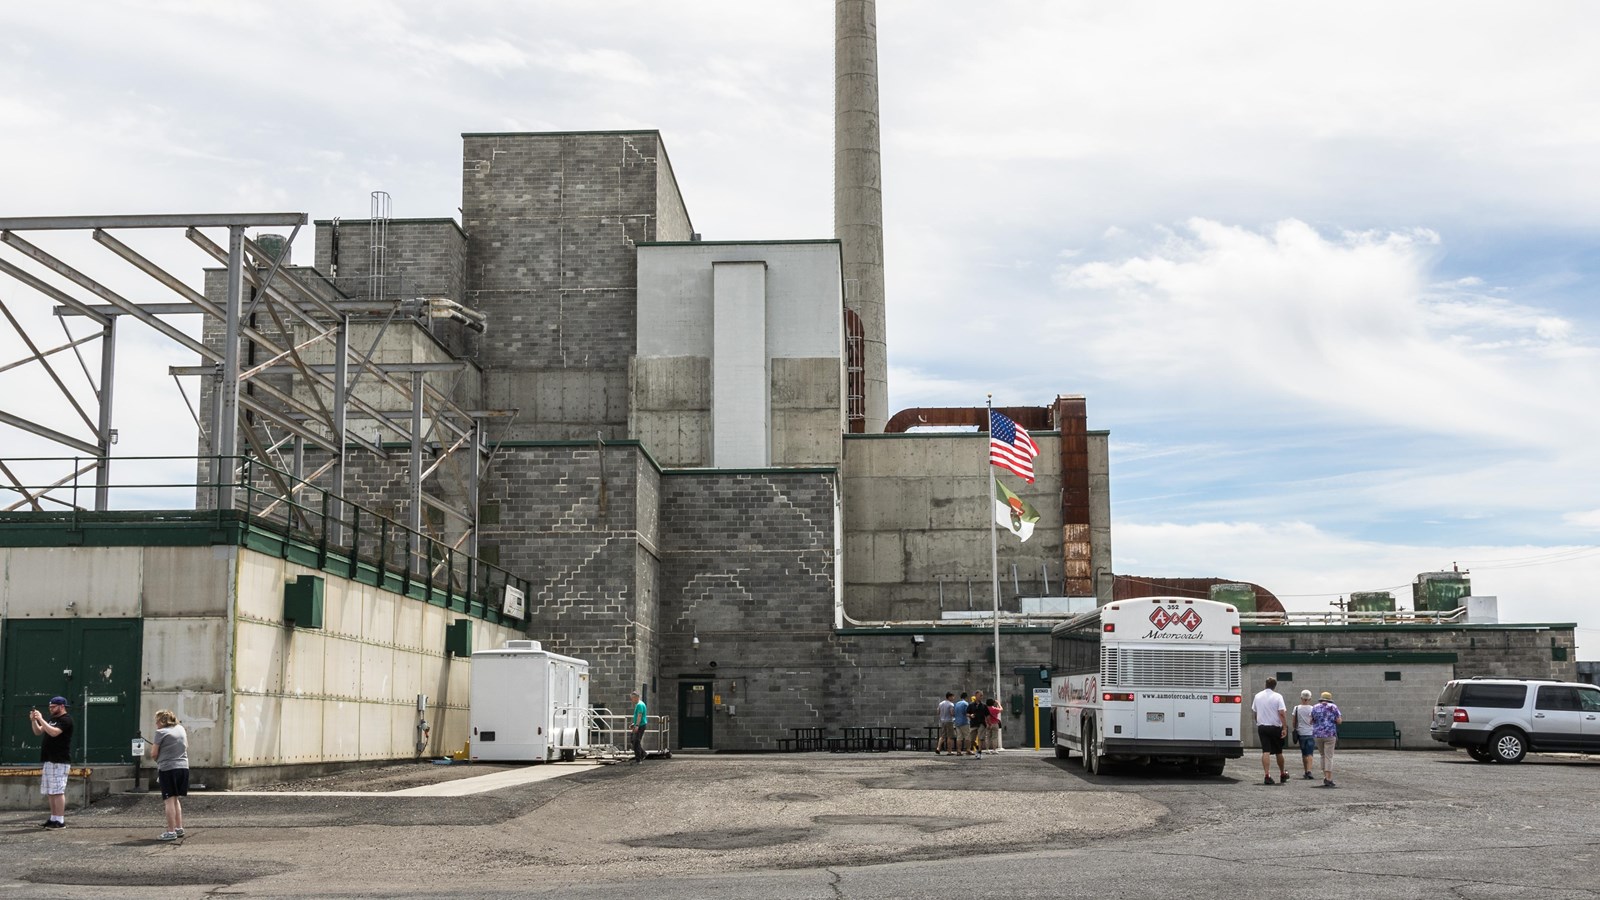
[0,455,529,625]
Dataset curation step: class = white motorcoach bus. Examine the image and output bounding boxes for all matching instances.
[1050,596,1244,775]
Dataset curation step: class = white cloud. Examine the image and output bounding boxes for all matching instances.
[1047,219,1598,449]
[1115,520,1600,653]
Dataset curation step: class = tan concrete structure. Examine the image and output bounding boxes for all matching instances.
[0,544,522,786]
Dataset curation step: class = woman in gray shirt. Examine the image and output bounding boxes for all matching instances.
[150,710,189,841]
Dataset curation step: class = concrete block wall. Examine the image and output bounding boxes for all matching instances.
[312,218,468,305]
[1247,625,1577,681]
[463,131,681,440]
[842,432,1065,622]
[474,443,658,711]
[1241,662,1455,750]
[655,468,1053,749]
[1241,624,1578,749]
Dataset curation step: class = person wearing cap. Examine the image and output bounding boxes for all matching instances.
[1311,691,1344,787]
[1290,690,1318,780]
[28,696,74,828]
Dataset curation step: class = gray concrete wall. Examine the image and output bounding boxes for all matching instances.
[463,131,671,441]
[0,545,229,768]
[635,241,846,468]
[0,544,522,784]
[842,432,1066,623]
[1087,430,1113,604]
[711,261,770,467]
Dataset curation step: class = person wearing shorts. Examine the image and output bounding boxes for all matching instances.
[29,696,73,829]
[1251,677,1289,785]
[151,709,190,840]
[1291,690,1317,779]
[936,693,956,755]
[953,693,971,757]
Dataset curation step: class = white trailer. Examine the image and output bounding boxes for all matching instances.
[469,639,590,762]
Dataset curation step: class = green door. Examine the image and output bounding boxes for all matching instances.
[677,681,713,749]
[1,618,143,764]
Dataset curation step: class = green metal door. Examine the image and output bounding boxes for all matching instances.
[1011,665,1053,749]
[1,618,143,764]
[677,681,713,749]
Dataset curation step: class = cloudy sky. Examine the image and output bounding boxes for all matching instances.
[3,2,1598,649]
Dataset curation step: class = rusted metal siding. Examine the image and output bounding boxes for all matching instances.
[1054,395,1093,595]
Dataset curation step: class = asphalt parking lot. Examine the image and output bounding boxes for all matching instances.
[3,748,1599,899]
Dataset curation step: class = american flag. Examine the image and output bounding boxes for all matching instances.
[989,410,1040,483]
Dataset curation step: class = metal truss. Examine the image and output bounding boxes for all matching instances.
[0,213,502,578]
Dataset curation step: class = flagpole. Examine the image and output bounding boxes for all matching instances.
[986,396,1002,711]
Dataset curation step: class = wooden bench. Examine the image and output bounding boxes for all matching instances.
[1339,720,1401,749]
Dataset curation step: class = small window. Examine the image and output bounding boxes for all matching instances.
[479,502,501,526]
[1384,671,1402,682]
[1276,672,1293,682]
[1579,688,1600,713]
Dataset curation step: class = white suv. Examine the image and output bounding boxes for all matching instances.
[1430,677,1600,763]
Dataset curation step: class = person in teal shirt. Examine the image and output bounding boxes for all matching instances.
[630,691,647,764]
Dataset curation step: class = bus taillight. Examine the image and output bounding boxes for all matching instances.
[1103,623,1115,632]
[1231,626,1241,635]
[1103,692,1135,702]
[1212,694,1242,704]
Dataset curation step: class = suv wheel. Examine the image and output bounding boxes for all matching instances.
[1490,728,1527,764]
[1466,745,1493,763]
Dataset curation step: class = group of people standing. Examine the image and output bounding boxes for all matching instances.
[934,691,1003,757]
[29,697,188,839]
[1251,676,1344,787]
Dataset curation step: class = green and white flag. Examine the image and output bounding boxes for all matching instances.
[994,479,1040,542]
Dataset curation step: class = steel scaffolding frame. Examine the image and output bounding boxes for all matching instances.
[0,213,499,578]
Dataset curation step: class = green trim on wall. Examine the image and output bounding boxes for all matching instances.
[1244,651,1459,666]
[836,625,1054,636]
[0,510,513,627]
[663,466,837,477]
[843,431,1063,440]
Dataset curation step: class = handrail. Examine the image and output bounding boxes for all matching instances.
[0,454,531,621]
[1240,607,1469,626]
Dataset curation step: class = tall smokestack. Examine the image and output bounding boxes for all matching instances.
[835,0,889,432]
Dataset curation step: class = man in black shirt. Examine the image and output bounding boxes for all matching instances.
[29,696,73,828]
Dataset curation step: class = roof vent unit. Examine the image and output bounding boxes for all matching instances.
[504,639,542,652]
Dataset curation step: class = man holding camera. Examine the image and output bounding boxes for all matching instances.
[29,696,74,829]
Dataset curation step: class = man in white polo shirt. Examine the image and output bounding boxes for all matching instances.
[1251,677,1290,785]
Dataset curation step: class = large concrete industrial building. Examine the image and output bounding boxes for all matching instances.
[0,2,1576,793]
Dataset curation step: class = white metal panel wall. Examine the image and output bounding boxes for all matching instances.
[712,261,769,467]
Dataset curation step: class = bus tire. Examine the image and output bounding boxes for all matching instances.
[1198,758,1226,777]
[1084,723,1099,775]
